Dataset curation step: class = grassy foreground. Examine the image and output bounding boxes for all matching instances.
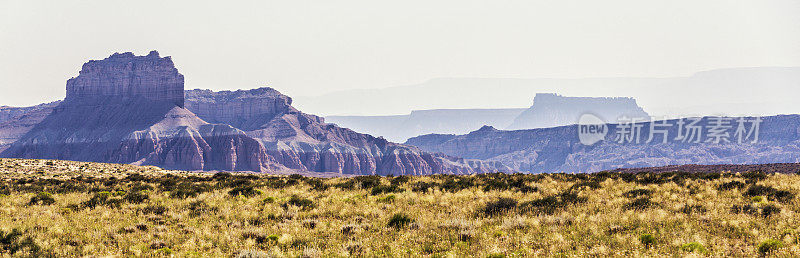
[1,159,799,257]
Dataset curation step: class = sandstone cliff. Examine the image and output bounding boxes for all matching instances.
[65,51,184,107]
[2,52,269,171]
[1,51,508,175]
[185,88,512,175]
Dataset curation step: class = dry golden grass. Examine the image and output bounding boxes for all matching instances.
[1,158,799,257]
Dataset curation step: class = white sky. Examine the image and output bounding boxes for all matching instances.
[1,0,799,107]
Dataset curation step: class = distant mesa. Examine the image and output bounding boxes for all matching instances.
[0,51,508,175]
[326,108,525,142]
[506,93,649,130]
[327,93,649,142]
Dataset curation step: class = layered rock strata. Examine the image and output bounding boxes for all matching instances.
[65,51,184,107]
[1,51,508,175]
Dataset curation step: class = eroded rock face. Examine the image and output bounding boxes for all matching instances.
[185,88,511,175]
[1,51,507,175]
[2,52,273,172]
[185,88,292,130]
[65,51,184,107]
[107,106,276,171]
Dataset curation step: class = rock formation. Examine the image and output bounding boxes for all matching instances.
[65,50,184,107]
[407,115,800,173]
[0,102,60,152]
[185,88,511,175]
[185,88,293,130]
[0,101,59,124]
[506,93,649,130]
[1,51,509,175]
[2,52,271,171]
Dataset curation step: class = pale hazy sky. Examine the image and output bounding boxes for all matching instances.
[1,0,799,107]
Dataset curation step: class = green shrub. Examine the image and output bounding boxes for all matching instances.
[128,182,154,192]
[623,189,652,198]
[140,204,168,215]
[570,180,602,190]
[730,204,760,216]
[0,229,41,255]
[757,239,783,254]
[741,171,767,181]
[228,186,262,197]
[679,242,706,253]
[679,204,706,215]
[29,192,55,205]
[124,191,149,204]
[187,200,218,217]
[0,184,10,196]
[371,185,402,195]
[242,232,274,244]
[283,195,315,210]
[377,194,396,203]
[411,182,436,193]
[520,191,587,215]
[761,205,781,217]
[156,247,173,255]
[387,213,413,229]
[390,176,411,186]
[639,234,656,247]
[170,183,212,199]
[439,178,476,192]
[772,190,795,203]
[306,178,329,191]
[348,176,381,189]
[717,181,746,191]
[744,185,777,197]
[211,172,232,181]
[83,191,124,208]
[481,198,518,216]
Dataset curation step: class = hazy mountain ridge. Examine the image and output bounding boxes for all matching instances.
[327,93,648,142]
[406,115,800,173]
[295,67,800,117]
[326,108,525,142]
